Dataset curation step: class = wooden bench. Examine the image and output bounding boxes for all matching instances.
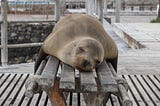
[25,56,132,106]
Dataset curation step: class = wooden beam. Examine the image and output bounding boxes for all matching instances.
[1,0,8,66]
[98,0,104,23]
[104,0,108,17]
[55,0,60,21]
[115,0,120,22]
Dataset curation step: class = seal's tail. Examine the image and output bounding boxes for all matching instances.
[34,48,48,74]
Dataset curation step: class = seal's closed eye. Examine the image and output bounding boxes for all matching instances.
[77,47,85,54]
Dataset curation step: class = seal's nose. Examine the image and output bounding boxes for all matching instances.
[82,60,90,68]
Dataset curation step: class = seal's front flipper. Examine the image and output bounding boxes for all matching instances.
[34,48,48,74]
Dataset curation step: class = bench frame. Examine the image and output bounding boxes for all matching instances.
[25,56,132,106]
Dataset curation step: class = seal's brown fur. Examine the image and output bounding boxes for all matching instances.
[35,14,118,73]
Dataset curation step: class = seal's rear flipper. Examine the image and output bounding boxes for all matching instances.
[34,48,48,74]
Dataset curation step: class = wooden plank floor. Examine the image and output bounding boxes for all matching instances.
[0,73,160,106]
[111,23,160,75]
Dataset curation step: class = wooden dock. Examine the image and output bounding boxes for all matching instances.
[112,23,160,75]
[0,21,160,106]
[0,73,160,106]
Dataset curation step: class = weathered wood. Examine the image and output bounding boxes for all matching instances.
[2,73,160,106]
[80,71,97,92]
[115,0,120,22]
[23,55,132,106]
[83,92,110,106]
[126,86,137,106]
[38,91,48,106]
[142,75,160,101]
[13,85,26,105]
[97,0,103,23]
[35,60,47,75]
[97,61,118,92]
[25,60,46,98]
[29,93,41,106]
[55,0,60,21]
[148,75,160,90]
[3,74,29,106]
[110,94,121,106]
[1,0,8,66]
[60,64,75,90]
[0,73,10,87]
[118,84,133,106]
[21,96,31,106]
[123,75,146,106]
[136,75,159,105]
[75,69,80,90]
[130,75,154,106]
[0,74,4,80]
[0,74,22,105]
[108,63,129,90]
[38,56,59,88]
[0,74,15,96]
[46,80,67,106]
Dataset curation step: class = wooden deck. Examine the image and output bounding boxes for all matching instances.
[0,20,160,106]
[111,23,160,75]
[0,73,160,106]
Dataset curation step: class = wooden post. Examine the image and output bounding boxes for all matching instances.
[115,0,120,23]
[55,0,60,21]
[1,0,8,66]
[104,0,107,17]
[86,0,95,16]
[98,0,103,23]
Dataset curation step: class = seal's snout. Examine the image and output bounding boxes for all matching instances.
[82,60,90,68]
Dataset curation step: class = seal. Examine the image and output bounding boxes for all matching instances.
[35,14,118,72]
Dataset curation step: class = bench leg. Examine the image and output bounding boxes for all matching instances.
[83,93,110,106]
[45,81,67,106]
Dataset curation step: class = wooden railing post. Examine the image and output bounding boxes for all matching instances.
[104,0,107,17]
[1,0,8,66]
[115,0,120,23]
[98,0,104,23]
[86,0,95,16]
[55,0,60,21]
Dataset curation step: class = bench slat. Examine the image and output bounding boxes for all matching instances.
[60,64,75,90]
[80,71,97,92]
[110,94,121,106]
[97,61,118,92]
[39,56,60,87]
[75,69,80,91]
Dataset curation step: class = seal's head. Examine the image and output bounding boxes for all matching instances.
[72,38,104,71]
